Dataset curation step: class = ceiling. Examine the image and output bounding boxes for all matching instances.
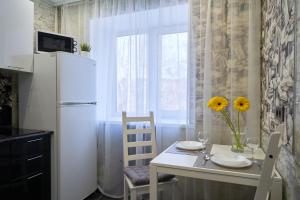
[44,0,81,6]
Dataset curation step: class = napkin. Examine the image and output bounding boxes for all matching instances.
[212,154,250,167]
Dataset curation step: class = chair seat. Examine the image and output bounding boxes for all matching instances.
[124,166,175,186]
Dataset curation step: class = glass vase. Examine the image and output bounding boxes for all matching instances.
[231,132,245,153]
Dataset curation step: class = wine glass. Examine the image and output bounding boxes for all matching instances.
[246,137,259,162]
[197,131,208,153]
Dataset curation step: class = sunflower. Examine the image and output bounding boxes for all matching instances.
[234,97,250,112]
[207,96,229,112]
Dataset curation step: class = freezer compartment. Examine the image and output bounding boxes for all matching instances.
[57,52,96,103]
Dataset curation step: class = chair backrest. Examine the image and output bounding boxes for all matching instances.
[122,112,157,167]
[254,127,282,200]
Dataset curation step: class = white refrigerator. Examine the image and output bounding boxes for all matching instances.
[19,52,97,200]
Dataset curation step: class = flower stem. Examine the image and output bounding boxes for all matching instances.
[237,111,240,134]
[220,110,244,152]
[221,110,236,133]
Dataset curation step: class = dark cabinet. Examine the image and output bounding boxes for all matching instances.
[0,134,51,200]
[11,172,48,200]
[0,142,10,184]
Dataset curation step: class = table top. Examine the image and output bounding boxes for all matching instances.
[150,142,273,179]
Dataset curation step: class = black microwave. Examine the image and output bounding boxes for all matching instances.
[36,31,78,53]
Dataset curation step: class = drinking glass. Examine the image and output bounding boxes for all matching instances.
[246,137,259,161]
[197,131,208,152]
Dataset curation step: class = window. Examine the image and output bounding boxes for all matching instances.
[116,34,148,113]
[91,3,189,122]
[160,32,187,115]
[115,31,187,121]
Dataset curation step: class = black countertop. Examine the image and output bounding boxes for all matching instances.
[0,127,53,142]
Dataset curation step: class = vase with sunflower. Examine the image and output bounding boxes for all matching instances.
[207,96,250,153]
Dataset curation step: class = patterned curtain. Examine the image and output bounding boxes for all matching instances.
[185,0,261,199]
[188,0,261,144]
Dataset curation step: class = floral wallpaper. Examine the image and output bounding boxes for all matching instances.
[261,0,300,199]
[295,0,300,169]
[261,0,295,152]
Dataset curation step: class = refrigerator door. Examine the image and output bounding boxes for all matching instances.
[57,52,96,103]
[58,104,97,200]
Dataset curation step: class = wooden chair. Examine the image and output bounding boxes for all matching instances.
[254,125,283,200]
[122,112,176,200]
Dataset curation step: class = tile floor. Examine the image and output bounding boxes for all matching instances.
[85,190,122,200]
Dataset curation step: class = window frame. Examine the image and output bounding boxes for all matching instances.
[111,25,188,123]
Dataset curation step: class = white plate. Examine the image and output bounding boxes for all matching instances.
[176,141,205,151]
[211,154,252,168]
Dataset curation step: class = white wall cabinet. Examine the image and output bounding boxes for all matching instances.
[0,0,34,73]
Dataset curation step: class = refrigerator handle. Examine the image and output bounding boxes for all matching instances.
[60,102,97,106]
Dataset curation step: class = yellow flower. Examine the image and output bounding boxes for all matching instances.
[207,96,229,112]
[234,97,250,112]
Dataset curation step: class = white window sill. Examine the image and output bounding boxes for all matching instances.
[97,118,186,127]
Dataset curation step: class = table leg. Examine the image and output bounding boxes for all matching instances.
[150,165,158,200]
[270,178,282,200]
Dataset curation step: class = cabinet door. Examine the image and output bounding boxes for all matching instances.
[0,142,10,198]
[0,0,33,72]
[11,154,45,181]
[0,184,10,199]
[11,135,50,181]
[11,135,47,159]
[11,172,50,200]
[0,142,10,184]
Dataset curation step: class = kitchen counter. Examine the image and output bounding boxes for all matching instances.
[0,127,53,142]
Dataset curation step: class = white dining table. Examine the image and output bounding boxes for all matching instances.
[149,142,282,200]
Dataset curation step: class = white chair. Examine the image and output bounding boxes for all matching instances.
[254,125,283,200]
[122,112,176,200]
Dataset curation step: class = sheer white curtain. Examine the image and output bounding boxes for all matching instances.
[92,1,188,197]
[60,0,97,43]
[61,0,188,197]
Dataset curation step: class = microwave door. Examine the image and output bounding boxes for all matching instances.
[37,31,74,53]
